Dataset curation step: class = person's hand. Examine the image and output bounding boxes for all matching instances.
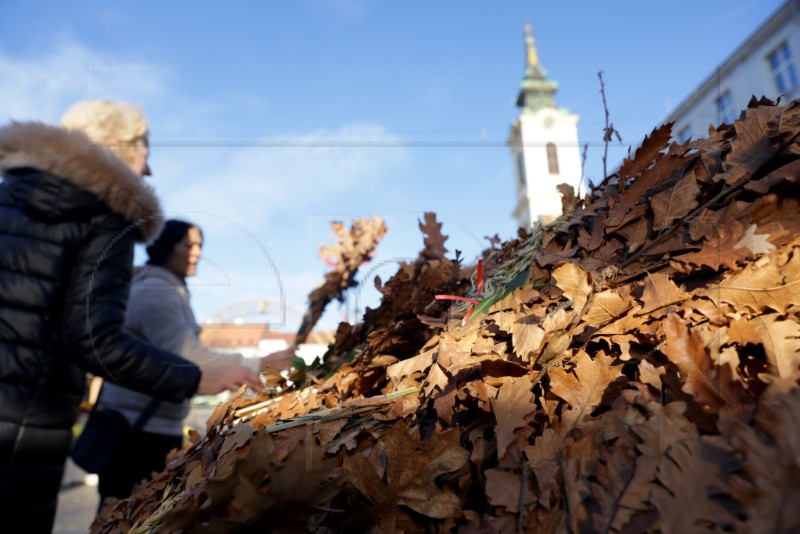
[197,365,261,394]
[260,344,297,372]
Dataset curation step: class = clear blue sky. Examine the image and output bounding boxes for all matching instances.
[0,0,784,334]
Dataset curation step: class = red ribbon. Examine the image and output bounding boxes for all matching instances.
[434,259,484,325]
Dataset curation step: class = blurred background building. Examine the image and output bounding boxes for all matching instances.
[667,0,800,142]
[509,23,583,228]
[510,1,800,228]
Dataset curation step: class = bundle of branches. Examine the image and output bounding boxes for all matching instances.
[294,216,388,345]
[94,97,800,533]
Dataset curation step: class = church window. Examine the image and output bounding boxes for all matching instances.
[546,143,559,175]
[516,152,527,186]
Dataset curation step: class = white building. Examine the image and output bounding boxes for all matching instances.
[668,0,800,142]
[509,23,583,229]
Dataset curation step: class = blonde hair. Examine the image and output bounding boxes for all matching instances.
[60,100,149,166]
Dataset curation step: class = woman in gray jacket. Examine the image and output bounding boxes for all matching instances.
[96,219,293,502]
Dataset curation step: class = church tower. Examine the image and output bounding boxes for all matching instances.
[509,23,582,228]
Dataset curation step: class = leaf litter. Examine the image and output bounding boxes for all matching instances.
[95,96,800,533]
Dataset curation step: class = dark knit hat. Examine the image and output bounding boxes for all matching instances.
[146,219,200,266]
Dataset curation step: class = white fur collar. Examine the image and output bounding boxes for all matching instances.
[0,121,163,243]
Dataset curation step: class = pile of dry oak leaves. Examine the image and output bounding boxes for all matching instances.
[94,96,800,533]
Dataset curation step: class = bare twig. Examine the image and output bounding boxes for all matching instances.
[598,71,622,182]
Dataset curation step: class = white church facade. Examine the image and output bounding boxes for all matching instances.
[509,24,582,229]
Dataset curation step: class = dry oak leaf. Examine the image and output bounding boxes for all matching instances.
[618,122,674,182]
[593,304,648,337]
[717,104,784,186]
[218,422,258,457]
[524,428,563,507]
[615,216,649,254]
[552,262,592,312]
[485,467,533,514]
[650,439,739,533]
[342,425,469,523]
[637,272,689,316]
[729,383,800,534]
[584,288,632,327]
[662,313,725,413]
[607,153,691,230]
[704,239,800,314]
[746,314,800,380]
[744,157,800,194]
[419,211,448,259]
[548,350,621,433]
[510,315,546,363]
[488,284,540,314]
[386,347,435,388]
[676,222,774,271]
[490,374,536,458]
[650,172,701,231]
[637,359,667,392]
[587,438,638,534]
[227,437,342,527]
[605,399,701,533]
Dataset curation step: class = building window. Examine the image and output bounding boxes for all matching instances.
[677,126,692,143]
[768,42,799,94]
[717,91,735,125]
[516,152,527,187]
[546,143,559,175]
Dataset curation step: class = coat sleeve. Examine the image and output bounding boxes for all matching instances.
[126,283,247,371]
[59,219,201,403]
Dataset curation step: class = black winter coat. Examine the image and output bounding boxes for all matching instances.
[0,122,201,532]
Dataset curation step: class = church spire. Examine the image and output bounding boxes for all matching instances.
[524,22,542,76]
[516,22,558,113]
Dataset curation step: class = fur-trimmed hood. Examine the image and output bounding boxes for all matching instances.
[0,121,163,243]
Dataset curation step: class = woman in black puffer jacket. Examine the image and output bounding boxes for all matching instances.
[0,101,258,532]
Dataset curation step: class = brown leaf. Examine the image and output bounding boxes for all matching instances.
[552,262,591,311]
[488,284,540,314]
[218,423,257,456]
[419,212,448,259]
[618,123,674,182]
[615,216,649,253]
[584,288,632,327]
[746,315,800,379]
[650,172,700,231]
[650,440,738,532]
[602,398,699,532]
[548,351,621,433]
[637,272,689,316]
[557,183,578,214]
[343,426,468,521]
[485,467,531,513]
[510,315,546,363]
[705,238,800,314]
[717,104,783,185]
[524,428,562,504]
[607,155,693,229]
[730,383,800,533]
[662,314,724,412]
[743,158,800,194]
[587,439,638,533]
[491,375,536,458]
[386,347,435,389]
[676,222,773,271]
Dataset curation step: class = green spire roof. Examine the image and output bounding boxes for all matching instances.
[516,22,558,113]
